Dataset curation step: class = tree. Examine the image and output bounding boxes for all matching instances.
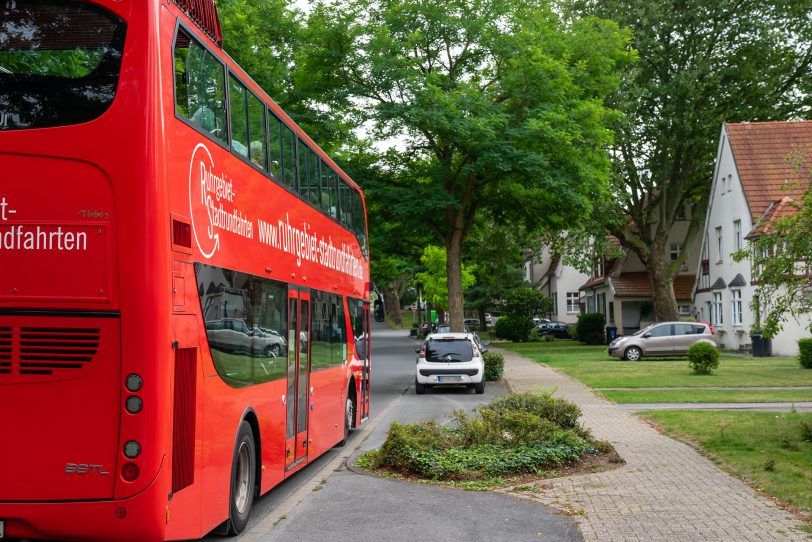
[570,0,812,321]
[735,167,812,339]
[464,217,527,324]
[302,0,633,330]
[504,288,554,320]
[415,246,476,318]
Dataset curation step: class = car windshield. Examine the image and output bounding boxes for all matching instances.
[425,339,473,363]
[633,325,655,336]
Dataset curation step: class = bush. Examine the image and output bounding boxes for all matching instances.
[799,338,812,369]
[504,288,554,320]
[372,392,594,480]
[482,351,504,381]
[688,342,720,375]
[576,313,606,345]
[494,315,534,342]
[485,391,582,430]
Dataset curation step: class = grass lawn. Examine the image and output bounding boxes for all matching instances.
[598,389,812,404]
[498,340,812,389]
[642,410,812,520]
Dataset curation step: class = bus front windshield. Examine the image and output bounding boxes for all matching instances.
[0,0,126,131]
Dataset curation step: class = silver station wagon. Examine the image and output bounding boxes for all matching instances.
[608,322,717,361]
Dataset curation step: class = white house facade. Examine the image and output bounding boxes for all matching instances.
[538,254,590,325]
[694,121,812,356]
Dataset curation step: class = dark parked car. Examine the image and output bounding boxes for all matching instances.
[463,318,481,330]
[537,321,572,339]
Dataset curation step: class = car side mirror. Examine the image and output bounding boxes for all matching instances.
[643,333,651,338]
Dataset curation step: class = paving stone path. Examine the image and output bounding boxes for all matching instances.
[499,349,810,542]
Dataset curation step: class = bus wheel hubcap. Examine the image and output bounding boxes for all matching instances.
[235,442,251,513]
[346,398,354,430]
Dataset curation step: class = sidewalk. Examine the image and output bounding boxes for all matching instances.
[499,348,809,542]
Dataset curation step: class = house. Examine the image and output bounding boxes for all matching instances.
[523,245,590,324]
[580,225,701,336]
[693,121,812,356]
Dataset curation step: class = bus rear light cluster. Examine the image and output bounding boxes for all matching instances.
[121,463,139,482]
[125,374,142,392]
[126,395,143,413]
[124,441,141,459]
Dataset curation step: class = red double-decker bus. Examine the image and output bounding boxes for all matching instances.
[0,1,371,540]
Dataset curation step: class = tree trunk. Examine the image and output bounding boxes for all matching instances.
[646,248,679,321]
[447,230,465,332]
[383,285,402,325]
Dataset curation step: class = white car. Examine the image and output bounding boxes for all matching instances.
[415,332,485,394]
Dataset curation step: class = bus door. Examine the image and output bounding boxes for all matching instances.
[359,303,371,421]
[285,288,311,468]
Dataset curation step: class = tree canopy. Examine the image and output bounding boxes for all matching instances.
[570,0,812,320]
[302,0,633,330]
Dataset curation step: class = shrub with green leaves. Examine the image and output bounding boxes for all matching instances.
[576,313,606,345]
[799,338,812,369]
[482,351,504,381]
[371,392,600,480]
[494,315,534,342]
[688,342,720,375]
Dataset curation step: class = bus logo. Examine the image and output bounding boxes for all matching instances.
[189,143,222,258]
[188,143,254,259]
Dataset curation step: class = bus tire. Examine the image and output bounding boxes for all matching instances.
[337,388,355,447]
[227,421,256,535]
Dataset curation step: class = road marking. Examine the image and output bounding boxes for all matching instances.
[238,388,408,540]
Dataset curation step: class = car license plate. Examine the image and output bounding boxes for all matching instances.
[437,376,461,383]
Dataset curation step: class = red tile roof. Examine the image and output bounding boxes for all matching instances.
[611,272,696,301]
[745,196,802,238]
[726,121,812,221]
[545,254,561,277]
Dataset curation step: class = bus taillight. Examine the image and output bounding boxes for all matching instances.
[121,463,139,482]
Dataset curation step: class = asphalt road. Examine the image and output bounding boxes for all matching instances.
[222,322,582,542]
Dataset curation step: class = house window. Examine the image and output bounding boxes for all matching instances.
[734,220,742,251]
[727,174,733,193]
[593,257,604,278]
[608,301,615,323]
[552,292,558,316]
[679,305,691,316]
[715,226,723,262]
[731,290,742,326]
[596,293,607,315]
[676,204,687,220]
[566,292,580,314]
[670,243,688,272]
[712,292,723,325]
[721,176,726,194]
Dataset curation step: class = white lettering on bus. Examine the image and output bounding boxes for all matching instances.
[0,225,87,252]
[257,214,363,280]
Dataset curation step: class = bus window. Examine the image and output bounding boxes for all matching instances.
[174,28,227,143]
[282,125,297,192]
[229,76,248,158]
[331,295,347,366]
[329,170,339,220]
[307,149,321,207]
[340,181,352,229]
[0,1,126,131]
[320,159,331,214]
[297,138,309,200]
[354,190,368,258]
[247,93,267,170]
[268,112,282,181]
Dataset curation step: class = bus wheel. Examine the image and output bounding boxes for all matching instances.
[228,421,256,535]
[337,391,355,447]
